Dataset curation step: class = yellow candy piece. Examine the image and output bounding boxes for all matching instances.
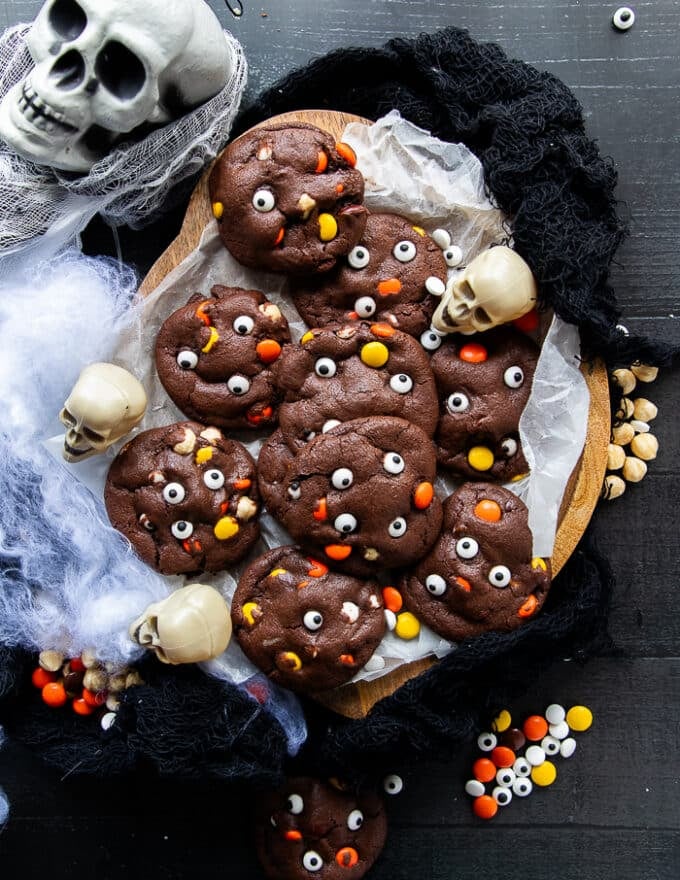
[492,709,512,733]
[201,326,220,353]
[212,201,224,220]
[360,341,389,368]
[511,472,529,482]
[531,557,548,571]
[195,447,213,464]
[412,225,426,237]
[242,602,261,626]
[467,446,495,472]
[566,705,593,732]
[278,651,302,671]
[214,516,239,541]
[531,760,557,787]
[301,331,314,344]
[318,213,338,242]
[395,612,420,641]
[269,567,287,578]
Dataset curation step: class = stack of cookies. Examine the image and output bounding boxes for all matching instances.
[103,122,552,696]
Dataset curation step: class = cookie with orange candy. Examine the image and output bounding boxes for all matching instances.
[291,212,447,337]
[400,483,551,640]
[232,546,385,693]
[209,123,367,274]
[255,776,388,880]
[155,286,291,431]
[257,416,443,577]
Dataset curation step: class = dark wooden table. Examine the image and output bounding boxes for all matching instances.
[0,1,678,877]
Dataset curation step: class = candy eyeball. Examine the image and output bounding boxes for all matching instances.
[331,468,354,490]
[513,756,531,777]
[203,469,225,490]
[354,295,377,318]
[477,732,497,752]
[455,537,479,559]
[447,392,469,414]
[252,189,275,212]
[347,809,364,830]
[425,573,447,596]
[383,452,405,474]
[314,357,337,378]
[488,565,511,588]
[334,513,358,534]
[389,373,413,394]
[302,851,323,872]
[393,240,417,262]
[176,350,198,370]
[287,793,304,814]
[303,610,324,631]
[504,366,525,388]
[496,767,515,787]
[139,513,155,532]
[288,480,302,500]
[443,246,463,268]
[163,482,186,504]
[420,329,443,351]
[513,777,533,797]
[383,773,404,795]
[501,437,518,457]
[348,245,370,269]
[388,517,407,538]
[227,375,251,396]
[171,520,193,539]
[233,315,255,335]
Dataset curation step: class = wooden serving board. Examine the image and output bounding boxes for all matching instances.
[139,110,610,720]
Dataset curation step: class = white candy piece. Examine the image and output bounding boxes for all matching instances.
[560,737,577,758]
[525,745,546,766]
[425,276,446,296]
[549,720,570,740]
[545,703,566,725]
[477,732,497,752]
[363,654,386,672]
[432,228,452,249]
[512,777,533,797]
[492,786,512,807]
[513,756,532,777]
[100,711,117,731]
[465,779,486,798]
[384,609,397,631]
[541,735,561,756]
[496,768,515,788]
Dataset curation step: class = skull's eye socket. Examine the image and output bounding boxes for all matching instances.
[171,520,193,539]
[303,610,323,631]
[227,375,251,395]
[314,357,336,378]
[49,0,87,40]
[488,565,512,587]
[60,408,76,427]
[348,246,370,269]
[447,392,470,414]
[252,189,275,212]
[95,41,146,100]
[388,517,407,538]
[347,809,364,830]
[163,482,186,504]
[473,306,492,326]
[354,295,376,317]
[287,793,304,814]
[393,240,417,262]
[82,427,105,443]
[233,315,255,335]
[203,469,225,490]
[176,350,198,370]
[503,366,525,388]
[455,537,479,559]
[302,851,323,872]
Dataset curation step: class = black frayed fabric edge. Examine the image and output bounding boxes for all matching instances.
[0,25,667,784]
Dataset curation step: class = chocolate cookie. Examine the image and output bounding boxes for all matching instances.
[232,546,385,693]
[400,483,551,641]
[104,422,259,575]
[291,213,447,337]
[256,776,388,880]
[155,286,291,431]
[258,417,443,576]
[274,322,439,452]
[209,123,367,274]
[430,329,539,481]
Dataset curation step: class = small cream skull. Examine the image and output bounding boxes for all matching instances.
[129,583,232,664]
[431,246,538,335]
[59,362,147,462]
[0,0,231,171]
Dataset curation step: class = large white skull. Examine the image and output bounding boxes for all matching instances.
[0,0,232,172]
[129,584,232,665]
[431,246,538,335]
[59,362,147,462]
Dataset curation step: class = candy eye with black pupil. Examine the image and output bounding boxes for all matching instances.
[347,809,364,830]
[303,610,323,631]
[287,793,304,814]
[348,246,370,269]
[334,513,357,534]
[383,453,405,474]
[252,189,275,212]
[455,537,478,559]
[314,357,336,378]
[501,437,518,457]
[288,481,302,500]
[504,366,524,388]
[390,373,413,394]
[354,295,376,317]
[388,517,407,537]
[393,240,416,262]
[203,469,225,490]
[331,468,354,490]
[447,392,470,414]
[420,329,442,351]
[163,483,186,504]
[171,520,193,539]
[425,573,447,596]
[383,774,403,794]
[488,565,511,587]
[302,851,323,872]
[227,375,251,395]
[176,350,198,370]
[233,315,254,335]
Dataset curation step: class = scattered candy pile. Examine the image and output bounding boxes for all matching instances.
[465,703,593,819]
[31,650,143,730]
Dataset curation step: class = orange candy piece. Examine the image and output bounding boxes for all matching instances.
[523,715,548,741]
[315,151,328,173]
[474,499,502,522]
[336,183,345,194]
[413,481,434,510]
[491,745,516,767]
[42,682,67,708]
[325,544,352,561]
[336,848,359,868]
[518,595,538,618]
[285,830,302,841]
[455,576,472,593]
[382,586,403,613]
[72,697,95,716]
[339,654,356,666]
[313,498,328,521]
[307,558,329,578]
[233,478,252,490]
[274,227,285,246]
[472,757,496,783]
[32,668,56,689]
[459,342,488,363]
[335,142,357,167]
[370,323,396,338]
[256,339,282,363]
[473,795,498,820]
[194,302,211,326]
[377,278,402,296]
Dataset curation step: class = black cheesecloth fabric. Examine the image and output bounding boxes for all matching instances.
[1,27,675,784]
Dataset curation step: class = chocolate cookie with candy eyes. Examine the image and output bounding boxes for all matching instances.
[256,776,388,880]
[208,123,367,274]
[155,286,291,430]
[257,416,443,577]
[273,322,439,452]
[232,546,385,693]
[400,483,551,641]
[430,328,539,481]
[291,212,448,338]
[104,422,259,575]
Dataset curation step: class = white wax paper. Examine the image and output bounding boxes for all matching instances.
[47,113,587,690]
